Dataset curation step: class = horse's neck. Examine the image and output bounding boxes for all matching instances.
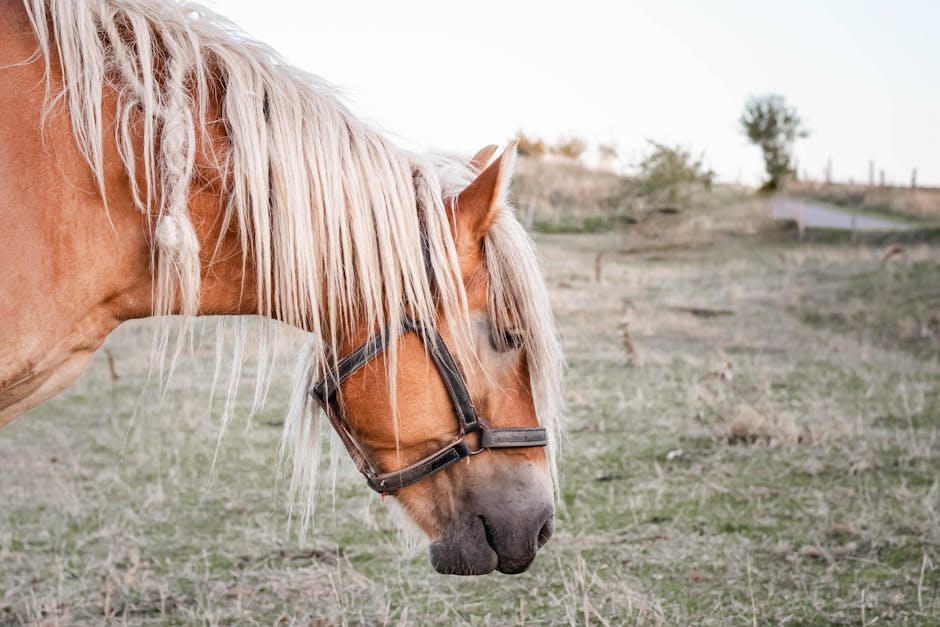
[0,1,255,423]
[182,189,261,319]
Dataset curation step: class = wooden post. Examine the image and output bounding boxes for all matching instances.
[797,200,806,240]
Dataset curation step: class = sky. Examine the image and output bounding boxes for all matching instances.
[206,0,940,187]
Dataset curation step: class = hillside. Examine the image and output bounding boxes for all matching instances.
[510,156,751,232]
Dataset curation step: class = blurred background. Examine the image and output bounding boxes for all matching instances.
[2,1,938,624]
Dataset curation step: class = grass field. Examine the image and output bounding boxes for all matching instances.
[2,200,939,625]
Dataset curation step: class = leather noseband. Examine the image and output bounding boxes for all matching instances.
[309,316,547,494]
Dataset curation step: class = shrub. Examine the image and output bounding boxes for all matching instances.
[517,130,547,158]
[551,136,587,160]
[636,140,713,207]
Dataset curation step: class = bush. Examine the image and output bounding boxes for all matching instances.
[551,136,587,160]
[636,140,713,207]
[517,131,547,158]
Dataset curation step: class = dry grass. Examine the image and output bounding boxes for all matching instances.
[2,201,939,624]
[510,157,751,234]
[510,156,634,232]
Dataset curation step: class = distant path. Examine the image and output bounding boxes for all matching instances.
[770,196,913,231]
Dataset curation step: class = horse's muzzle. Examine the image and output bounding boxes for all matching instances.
[429,503,555,575]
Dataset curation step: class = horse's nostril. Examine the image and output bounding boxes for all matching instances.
[537,514,554,548]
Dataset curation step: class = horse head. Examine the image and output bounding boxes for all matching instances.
[323,144,556,575]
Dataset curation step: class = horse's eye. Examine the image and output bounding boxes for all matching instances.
[491,328,524,352]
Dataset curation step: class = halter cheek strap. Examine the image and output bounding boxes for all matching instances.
[309,316,547,494]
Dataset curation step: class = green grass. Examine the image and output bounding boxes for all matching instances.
[2,200,939,624]
[533,214,637,234]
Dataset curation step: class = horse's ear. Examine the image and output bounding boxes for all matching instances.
[469,144,498,172]
[454,141,517,251]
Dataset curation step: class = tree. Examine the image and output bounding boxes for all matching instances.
[636,140,713,207]
[739,95,808,191]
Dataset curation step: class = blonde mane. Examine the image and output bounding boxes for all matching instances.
[24,0,563,528]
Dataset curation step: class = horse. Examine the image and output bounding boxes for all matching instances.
[0,0,563,576]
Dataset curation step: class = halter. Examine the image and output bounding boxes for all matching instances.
[309,316,547,494]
